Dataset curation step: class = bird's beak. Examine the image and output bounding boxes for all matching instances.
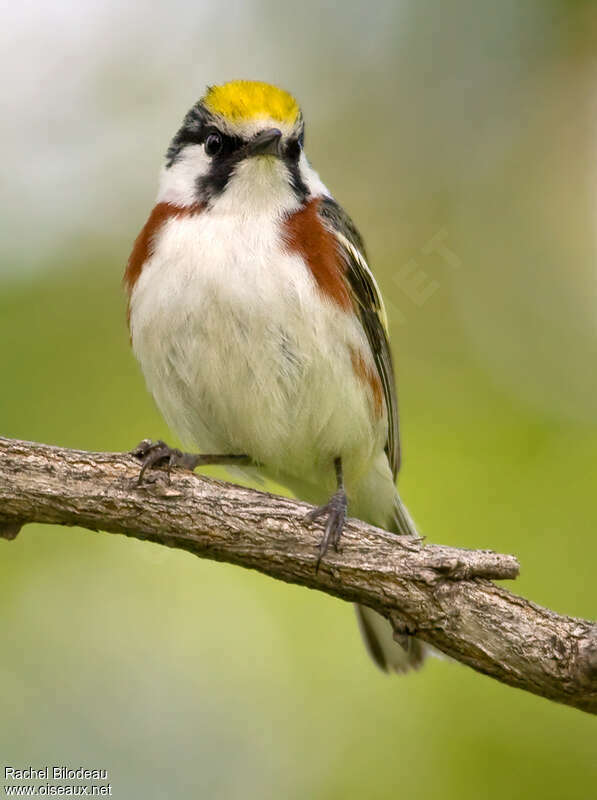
[246,128,283,157]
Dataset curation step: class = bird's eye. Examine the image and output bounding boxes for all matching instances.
[205,132,223,157]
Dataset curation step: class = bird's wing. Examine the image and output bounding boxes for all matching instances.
[318,196,401,479]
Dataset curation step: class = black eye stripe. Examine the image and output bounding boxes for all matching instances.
[165,111,245,167]
[284,137,301,162]
[202,126,243,157]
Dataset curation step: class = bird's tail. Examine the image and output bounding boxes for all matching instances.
[391,491,419,537]
[354,489,428,674]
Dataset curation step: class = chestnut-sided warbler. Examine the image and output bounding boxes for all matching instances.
[125,80,426,673]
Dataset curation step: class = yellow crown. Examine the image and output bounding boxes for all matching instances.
[203,80,300,124]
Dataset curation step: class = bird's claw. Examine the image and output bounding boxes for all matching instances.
[131,441,251,484]
[131,439,189,484]
[306,488,348,571]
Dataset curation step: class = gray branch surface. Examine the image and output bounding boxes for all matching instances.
[1,436,595,714]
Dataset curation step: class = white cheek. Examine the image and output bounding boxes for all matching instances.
[299,154,330,199]
[156,145,210,207]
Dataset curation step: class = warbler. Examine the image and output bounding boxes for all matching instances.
[125,80,426,673]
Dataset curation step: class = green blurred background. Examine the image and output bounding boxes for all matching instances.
[1,1,596,797]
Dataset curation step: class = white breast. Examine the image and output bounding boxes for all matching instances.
[129,208,385,494]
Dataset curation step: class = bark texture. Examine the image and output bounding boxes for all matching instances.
[0,436,595,714]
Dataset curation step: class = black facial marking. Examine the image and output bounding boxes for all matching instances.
[166,103,309,204]
[196,144,246,200]
[203,125,244,159]
[286,161,309,201]
[284,137,301,162]
[282,135,308,200]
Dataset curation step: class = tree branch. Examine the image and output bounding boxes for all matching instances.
[0,436,595,714]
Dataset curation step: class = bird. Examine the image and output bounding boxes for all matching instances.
[124,79,427,673]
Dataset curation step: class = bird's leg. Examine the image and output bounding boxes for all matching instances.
[131,439,250,484]
[306,456,348,571]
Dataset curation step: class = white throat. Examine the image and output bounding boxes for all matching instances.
[209,156,300,216]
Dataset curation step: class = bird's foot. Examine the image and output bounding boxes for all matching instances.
[131,439,249,484]
[131,439,196,484]
[306,488,348,571]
